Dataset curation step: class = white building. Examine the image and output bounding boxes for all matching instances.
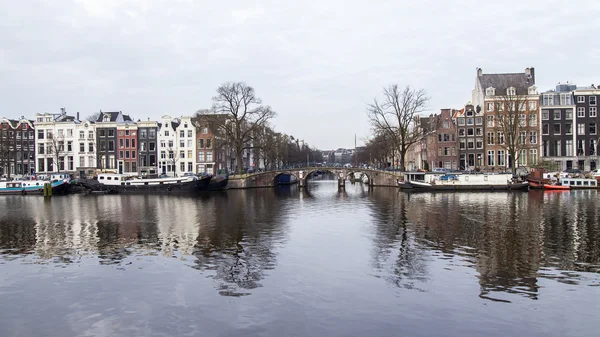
[157,115,179,176]
[34,109,90,174]
[175,116,196,175]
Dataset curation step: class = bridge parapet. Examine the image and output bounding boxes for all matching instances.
[229,167,403,189]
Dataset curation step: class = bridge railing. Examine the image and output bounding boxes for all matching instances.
[229,166,399,179]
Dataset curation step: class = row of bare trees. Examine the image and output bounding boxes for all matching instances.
[365,81,538,175]
[195,82,321,174]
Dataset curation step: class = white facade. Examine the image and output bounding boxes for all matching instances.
[157,115,179,176]
[34,112,87,174]
[175,116,197,175]
[75,121,96,170]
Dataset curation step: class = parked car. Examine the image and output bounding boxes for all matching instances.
[159,173,169,178]
[591,169,600,177]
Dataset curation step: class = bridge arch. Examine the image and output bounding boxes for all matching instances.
[272,171,300,186]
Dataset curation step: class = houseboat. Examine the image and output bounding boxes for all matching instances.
[404,172,529,191]
[79,173,211,194]
[558,177,598,189]
[0,177,71,195]
[207,175,229,191]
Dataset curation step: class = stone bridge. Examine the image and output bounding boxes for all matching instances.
[231,167,403,189]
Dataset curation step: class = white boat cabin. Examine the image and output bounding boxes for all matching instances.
[559,178,598,188]
[97,174,195,186]
[405,172,514,186]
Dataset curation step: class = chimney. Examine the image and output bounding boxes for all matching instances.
[76,112,80,121]
[477,67,482,77]
[525,67,535,84]
[60,107,65,115]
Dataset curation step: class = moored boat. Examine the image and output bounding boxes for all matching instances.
[206,175,229,191]
[405,172,529,191]
[79,173,211,194]
[544,184,570,191]
[558,177,598,189]
[0,178,70,195]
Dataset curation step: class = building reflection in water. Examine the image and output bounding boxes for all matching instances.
[366,189,600,302]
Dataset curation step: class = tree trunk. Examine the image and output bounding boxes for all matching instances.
[235,145,244,175]
[399,149,406,172]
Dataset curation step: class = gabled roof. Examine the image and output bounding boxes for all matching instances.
[96,111,121,122]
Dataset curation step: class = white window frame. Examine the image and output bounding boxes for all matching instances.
[529,131,537,144]
[577,95,585,103]
[590,107,597,117]
[590,96,597,106]
[577,107,585,117]
[507,87,516,96]
[577,123,585,135]
[541,110,549,120]
[528,101,537,111]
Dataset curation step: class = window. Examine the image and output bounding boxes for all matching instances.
[487,151,495,166]
[467,118,474,126]
[476,128,482,136]
[169,151,174,159]
[508,102,516,111]
[37,130,45,139]
[458,119,465,126]
[202,127,208,134]
[487,132,494,145]
[206,152,213,162]
[180,130,185,138]
[198,139,204,148]
[79,131,84,139]
[187,130,192,137]
[590,96,597,105]
[497,151,505,166]
[180,140,185,148]
[160,151,166,159]
[458,129,465,137]
[577,96,585,103]
[187,140,192,148]
[589,123,596,135]
[443,147,449,156]
[529,131,537,144]
[119,150,124,158]
[467,128,474,136]
[188,150,192,159]
[80,143,85,152]
[149,142,156,151]
[168,140,173,148]
[160,140,166,148]
[125,151,130,159]
[438,147,442,156]
[553,110,561,120]
[149,130,156,138]
[476,139,483,149]
[591,139,597,156]
[590,107,597,117]
[140,130,147,138]
[577,140,585,156]
[198,152,204,162]
[88,143,93,152]
[560,93,572,106]
[132,151,136,159]
[125,139,130,148]
[467,140,474,149]
[487,116,494,127]
[131,139,135,148]
[565,109,573,120]
[497,132,505,144]
[554,140,561,156]
[554,124,561,135]
[541,110,549,120]
[180,162,186,172]
[119,139,124,148]
[451,147,455,156]
[459,140,465,149]
[79,157,85,167]
[188,162,193,172]
[528,114,537,127]
[566,140,574,156]
[38,143,44,155]
[165,130,170,137]
[577,123,585,135]
[206,139,212,149]
[542,94,554,106]
[577,107,585,117]
[507,87,516,95]
[487,102,494,112]
[125,130,130,136]
[518,150,527,166]
[519,101,526,111]
[180,151,185,159]
[528,101,537,110]
[486,87,495,96]
[519,131,527,144]
[518,114,526,126]
[565,123,572,135]
[108,130,114,137]
[475,117,483,125]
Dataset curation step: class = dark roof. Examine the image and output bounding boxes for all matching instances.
[96,111,121,122]
[170,121,180,129]
[123,114,133,122]
[479,73,534,95]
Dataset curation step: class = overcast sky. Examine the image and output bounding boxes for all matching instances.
[1,1,599,149]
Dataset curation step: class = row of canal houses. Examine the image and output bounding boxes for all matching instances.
[407,67,600,172]
[0,109,236,178]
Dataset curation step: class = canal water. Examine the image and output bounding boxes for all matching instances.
[0,181,599,337]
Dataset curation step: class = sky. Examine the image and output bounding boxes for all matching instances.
[1,0,599,149]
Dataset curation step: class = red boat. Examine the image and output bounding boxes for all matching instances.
[544,184,570,191]
[529,181,544,189]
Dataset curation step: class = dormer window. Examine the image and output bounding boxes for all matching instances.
[528,86,537,95]
[486,87,495,96]
[103,115,110,122]
[507,87,516,96]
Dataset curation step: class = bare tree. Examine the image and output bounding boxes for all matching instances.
[85,112,101,122]
[366,85,429,171]
[492,81,536,176]
[210,82,276,174]
[47,133,65,172]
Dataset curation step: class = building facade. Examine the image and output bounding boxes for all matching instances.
[473,67,540,171]
[429,109,459,170]
[75,120,96,177]
[572,87,600,170]
[117,123,138,174]
[455,103,485,170]
[175,116,196,175]
[157,115,179,176]
[540,83,577,171]
[34,109,80,174]
[0,117,35,178]
[137,120,158,177]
